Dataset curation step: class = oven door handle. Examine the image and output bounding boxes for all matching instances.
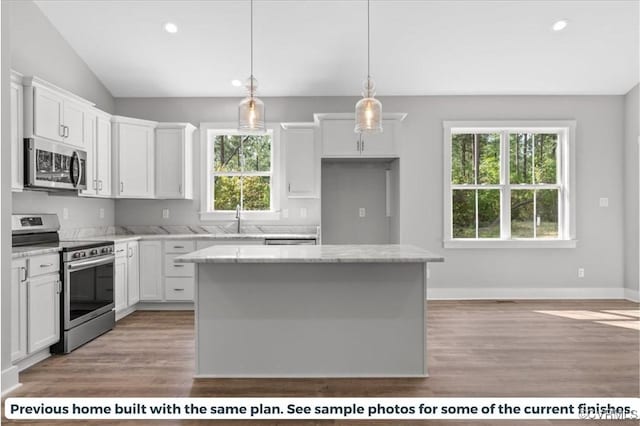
[67,255,115,270]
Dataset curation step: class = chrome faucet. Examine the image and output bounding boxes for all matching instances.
[235,204,241,233]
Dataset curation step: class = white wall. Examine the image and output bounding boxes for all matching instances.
[9,0,116,230]
[624,84,639,300]
[116,94,626,297]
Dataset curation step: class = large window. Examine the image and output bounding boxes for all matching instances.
[444,121,576,248]
[202,128,277,217]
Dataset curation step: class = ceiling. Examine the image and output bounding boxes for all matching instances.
[35,0,639,98]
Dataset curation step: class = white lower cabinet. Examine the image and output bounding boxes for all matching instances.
[114,241,140,318]
[10,255,60,367]
[139,240,163,301]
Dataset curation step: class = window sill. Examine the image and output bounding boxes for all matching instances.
[199,211,281,222]
[443,239,577,249]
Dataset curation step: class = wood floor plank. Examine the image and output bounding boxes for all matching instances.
[2,300,638,425]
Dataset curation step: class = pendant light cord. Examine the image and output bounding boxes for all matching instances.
[250,0,254,94]
[367,0,370,80]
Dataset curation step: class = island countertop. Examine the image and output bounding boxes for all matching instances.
[175,244,444,264]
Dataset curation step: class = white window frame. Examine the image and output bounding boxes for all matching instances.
[199,123,281,221]
[443,120,577,249]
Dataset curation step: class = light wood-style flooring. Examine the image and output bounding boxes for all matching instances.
[3,300,639,425]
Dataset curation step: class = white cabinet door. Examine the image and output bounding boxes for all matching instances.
[321,119,361,157]
[11,260,27,362]
[63,100,86,148]
[96,114,112,196]
[284,126,317,198]
[360,120,396,157]
[116,123,155,198]
[139,241,163,301]
[33,86,64,142]
[155,128,183,198]
[127,242,140,306]
[114,256,128,313]
[27,274,60,353]
[81,110,98,196]
[11,79,24,191]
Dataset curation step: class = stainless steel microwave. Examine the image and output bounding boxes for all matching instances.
[24,137,87,191]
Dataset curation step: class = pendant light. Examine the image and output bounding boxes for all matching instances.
[238,0,265,131]
[355,0,382,134]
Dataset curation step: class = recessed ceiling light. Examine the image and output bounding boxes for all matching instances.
[231,79,243,87]
[163,22,178,34]
[552,20,568,32]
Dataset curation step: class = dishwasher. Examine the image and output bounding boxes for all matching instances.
[264,238,317,245]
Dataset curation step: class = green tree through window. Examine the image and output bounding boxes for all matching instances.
[211,133,272,211]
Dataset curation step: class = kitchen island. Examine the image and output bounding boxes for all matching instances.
[176,244,444,378]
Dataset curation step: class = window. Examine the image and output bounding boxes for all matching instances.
[201,125,280,220]
[443,121,576,248]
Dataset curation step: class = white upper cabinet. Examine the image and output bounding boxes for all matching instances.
[23,77,94,148]
[81,109,113,198]
[10,71,24,192]
[155,123,196,199]
[112,116,157,198]
[282,123,318,198]
[316,113,406,158]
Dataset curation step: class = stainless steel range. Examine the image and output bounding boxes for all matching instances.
[12,214,115,354]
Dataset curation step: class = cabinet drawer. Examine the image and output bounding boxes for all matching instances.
[165,278,194,301]
[28,253,59,278]
[164,240,195,254]
[164,254,194,277]
[114,242,128,258]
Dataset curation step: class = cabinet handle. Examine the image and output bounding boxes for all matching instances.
[356,139,360,151]
[98,180,103,191]
[178,184,182,194]
[173,288,185,291]
[128,247,133,257]
[120,182,124,193]
[56,281,62,294]
[173,246,184,249]
[288,183,291,193]
[173,264,185,268]
[361,138,365,151]
[59,124,65,137]
[20,266,27,282]
[40,263,53,268]
[64,126,69,138]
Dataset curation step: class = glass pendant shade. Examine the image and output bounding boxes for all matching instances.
[355,77,382,133]
[238,76,265,131]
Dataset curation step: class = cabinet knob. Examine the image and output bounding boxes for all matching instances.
[20,266,27,283]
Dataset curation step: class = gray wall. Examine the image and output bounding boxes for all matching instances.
[9,0,114,112]
[9,0,115,230]
[116,95,627,295]
[2,0,14,391]
[624,84,639,297]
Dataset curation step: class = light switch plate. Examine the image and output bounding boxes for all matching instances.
[162,208,170,219]
[359,208,366,218]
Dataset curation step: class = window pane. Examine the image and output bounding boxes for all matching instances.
[510,133,534,184]
[536,189,559,238]
[511,189,534,238]
[214,135,242,172]
[451,134,474,184]
[534,134,558,184]
[452,190,475,238]
[478,190,500,238]
[213,176,241,210]
[242,176,271,210]
[243,135,271,172]
[477,133,501,184]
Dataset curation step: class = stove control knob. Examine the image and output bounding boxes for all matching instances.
[101,247,109,254]
[90,249,98,256]
[80,252,87,257]
[73,252,81,259]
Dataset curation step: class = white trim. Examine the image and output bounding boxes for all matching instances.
[1,366,20,396]
[22,76,95,107]
[115,306,136,321]
[443,120,576,246]
[14,349,50,372]
[199,123,281,222]
[444,239,577,249]
[624,288,640,303]
[136,302,194,310]
[111,115,158,127]
[427,287,625,300]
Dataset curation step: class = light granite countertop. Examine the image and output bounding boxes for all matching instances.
[175,244,444,264]
[12,245,62,259]
[77,233,318,243]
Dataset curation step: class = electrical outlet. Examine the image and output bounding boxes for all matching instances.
[63,207,69,220]
[99,208,104,219]
[578,268,585,278]
[162,208,170,219]
[282,209,289,218]
[300,207,307,218]
[599,198,609,207]
[359,208,366,218]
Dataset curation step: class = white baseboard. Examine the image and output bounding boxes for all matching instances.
[15,349,51,372]
[115,305,136,321]
[1,365,20,397]
[624,288,640,302]
[427,287,626,300]
[136,302,194,311]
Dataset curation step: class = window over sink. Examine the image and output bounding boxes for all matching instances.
[200,124,281,221]
[443,120,576,248]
